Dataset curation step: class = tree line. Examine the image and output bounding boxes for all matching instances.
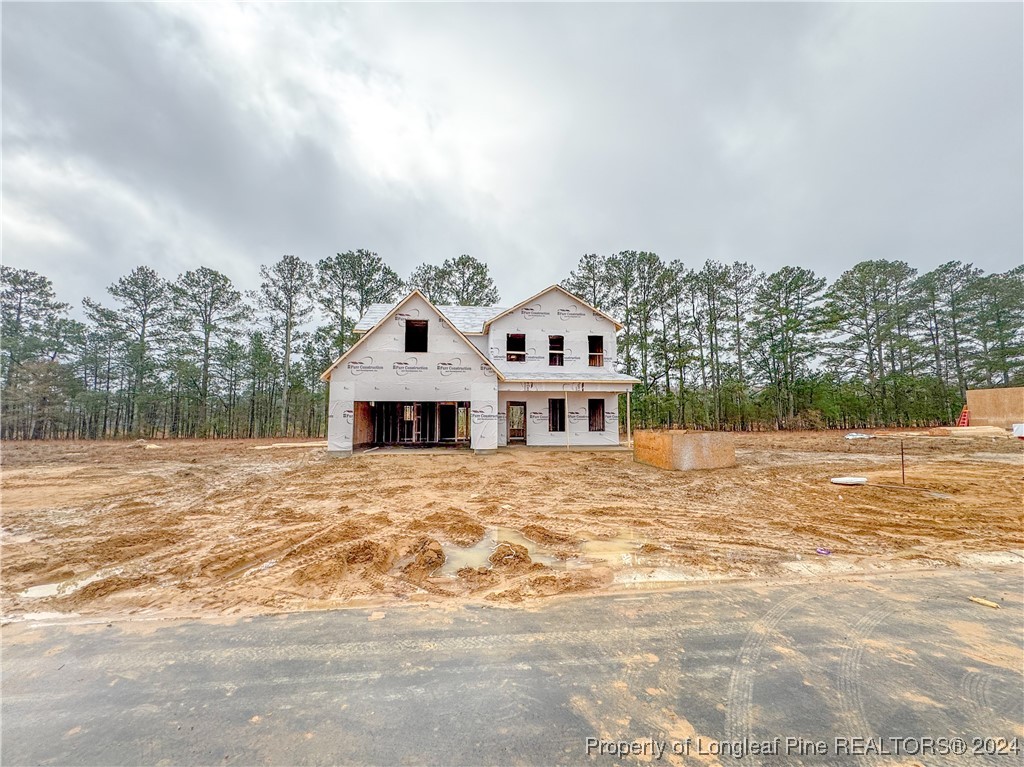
[2,251,1020,440]
[1,253,498,440]
[563,253,1023,429]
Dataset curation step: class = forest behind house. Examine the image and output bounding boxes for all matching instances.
[2,252,1021,440]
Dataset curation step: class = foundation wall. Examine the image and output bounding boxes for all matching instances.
[965,387,1024,429]
[633,430,736,471]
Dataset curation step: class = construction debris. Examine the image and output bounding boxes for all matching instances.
[968,596,1000,609]
[830,477,868,485]
[128,439,165,450]
[253,441,328,451]
[925,426,1010,438]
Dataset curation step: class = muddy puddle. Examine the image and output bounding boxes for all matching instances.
[438,528,561,576]
[19,568,123,600]
[579,532,649,566]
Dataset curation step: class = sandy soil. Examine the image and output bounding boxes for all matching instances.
[2,431,1021,621]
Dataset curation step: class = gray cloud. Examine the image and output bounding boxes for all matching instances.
[3,2,1021,310]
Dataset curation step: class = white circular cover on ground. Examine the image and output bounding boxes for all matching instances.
[830,476,868,485]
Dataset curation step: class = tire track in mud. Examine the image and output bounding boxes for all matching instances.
[154,459,328,581]
[231,523,347,579]
[958,667,1020,725]
[521,601,716,764]
[724,591,814,744]
[191,523,321,579]
[960,669,993,714]
[835,603,899,766]
[43,621,727,675]
[6,438,1021,618]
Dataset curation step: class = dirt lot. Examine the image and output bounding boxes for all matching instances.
[2,431,1021,621]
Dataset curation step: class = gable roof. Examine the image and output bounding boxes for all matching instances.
[319,289,505,382]
[354,303,506,335]
[482,284,623,331]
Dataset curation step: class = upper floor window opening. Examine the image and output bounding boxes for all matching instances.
[549,335,564,366]
[507,333,526,362]
[405,320,428,353]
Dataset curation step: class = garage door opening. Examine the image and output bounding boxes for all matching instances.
[362,401,471,448]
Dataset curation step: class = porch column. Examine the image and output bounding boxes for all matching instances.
[565,391,570,451]
[626,390,632,448]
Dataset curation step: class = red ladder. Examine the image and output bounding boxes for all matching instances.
[956,405,970,427]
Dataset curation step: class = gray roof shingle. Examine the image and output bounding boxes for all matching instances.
[354,303,507,334]
[492,365,640,383]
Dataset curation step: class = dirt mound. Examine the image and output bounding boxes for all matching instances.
[292,539,398,589]
[344,540,398,573]
[401,538,445,582]
[520,524,578,547]
[287,522,374,559]
[639,543,667,555]
[411,510,485,546]
[291,559,347,588]
[456,566,500,590]
[487,570,611,603]
[58,575,143,604]
[488,542,533,572]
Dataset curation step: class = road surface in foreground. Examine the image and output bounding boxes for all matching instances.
[3,569,1022,766]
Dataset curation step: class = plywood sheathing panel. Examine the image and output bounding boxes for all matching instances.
[633,430,736,471]
[965,387,1024,429]
[353,401,374,448]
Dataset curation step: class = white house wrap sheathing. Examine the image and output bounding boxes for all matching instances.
[486,288,620,376]
[495,391,622,447]
[487,287,629,447]
[324,286,638,454]
[326,293,501,454]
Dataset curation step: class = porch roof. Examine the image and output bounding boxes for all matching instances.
[493,367,640,384]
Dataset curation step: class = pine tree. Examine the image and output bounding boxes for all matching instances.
[256,256,314,436]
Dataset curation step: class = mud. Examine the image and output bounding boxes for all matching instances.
[1,431,1021,621]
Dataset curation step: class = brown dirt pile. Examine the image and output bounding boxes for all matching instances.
[411,511,485,546]
[486,570,612,603]
[488,542,534,573]
[520,524,578,547]
[639,543,667,555]
[401,538,445,582]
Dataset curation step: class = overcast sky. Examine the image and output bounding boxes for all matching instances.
[3,2,1022,308]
